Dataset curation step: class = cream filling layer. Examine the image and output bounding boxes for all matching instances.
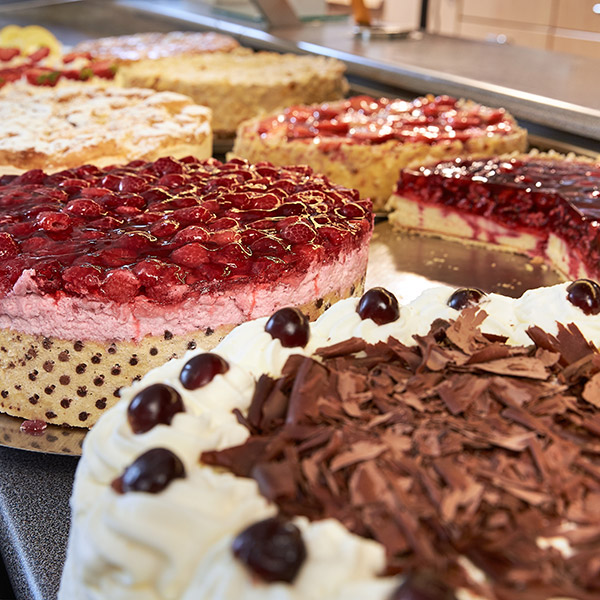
[0,246,368,342]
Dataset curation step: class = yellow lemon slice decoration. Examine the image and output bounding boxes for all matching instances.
[0,25,62,58]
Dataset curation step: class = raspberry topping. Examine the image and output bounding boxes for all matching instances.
[257,95,516,146]
[396,156,600,279]
[0,157,372,303]
[232,517,307,583]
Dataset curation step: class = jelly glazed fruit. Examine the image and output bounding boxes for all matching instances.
[387,150,600,280]
[232,94,527,211]
[60,282,600,600]
[0,84,212,174]
[0,156,373,428]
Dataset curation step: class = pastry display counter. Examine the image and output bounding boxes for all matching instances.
[0,2,597,599]
[0,0,597,152]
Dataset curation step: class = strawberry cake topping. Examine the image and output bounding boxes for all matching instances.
[0,45,117,87]
[0,157,372,304]
[396,155,600,275]
[257,95,516,146]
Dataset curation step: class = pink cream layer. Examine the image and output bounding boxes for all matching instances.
[0,247,368,342]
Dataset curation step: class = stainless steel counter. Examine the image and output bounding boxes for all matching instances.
[117,0,600,148]
[0,0,598,151]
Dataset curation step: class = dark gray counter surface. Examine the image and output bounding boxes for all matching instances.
[0,447,77,600]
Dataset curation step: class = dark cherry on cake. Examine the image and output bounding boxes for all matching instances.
[357,287,400,324]
[180,353,230,389]
[232,517,307,583]
[566,279,600,315]
[127,383,184,434]
[389,154,600,281]
[447,287,485,310]
[265,307,310,348]
[112,447,185,494]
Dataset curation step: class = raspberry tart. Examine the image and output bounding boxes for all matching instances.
[387,151,600,280]
[232,94,527,211]
[117,51,348,137]
[0,157,372,427]
[61,281,600,600]
[0,83,212,173]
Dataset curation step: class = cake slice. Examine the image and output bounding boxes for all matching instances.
[0,83,212,173]
[116,51,348,137]
[387,151,600,280]
[232,94,528,211]
[0,157,372,427]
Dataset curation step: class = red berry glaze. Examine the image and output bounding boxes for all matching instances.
[0,158,372,303]
[447,287,486,310]
[232,517,307,583]
[180,353,230,390]
[257,95,516,147]
[127,383,184,434]
[112,447,186,494]
[357,287,400,325]
[566,279,600,315]
[265,307,310,348]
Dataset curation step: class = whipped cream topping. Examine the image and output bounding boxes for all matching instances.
[61,282,593,600]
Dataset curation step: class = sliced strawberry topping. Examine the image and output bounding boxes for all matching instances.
[0,47,20,62]
[0,158,372,304]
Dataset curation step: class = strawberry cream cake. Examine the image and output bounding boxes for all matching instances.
[387,150,600,280]
[0,157,372,427]
[60,280,600,600]
[0,83,212,173]
[232,94,528,211]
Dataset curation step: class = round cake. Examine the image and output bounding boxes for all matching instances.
[60,280,600,599]
[116,51,348,137]
[0,83,213,173]
[71,31,241,63]
[0,157,372,427]
[231,94,528,211]
[387,150,600,280]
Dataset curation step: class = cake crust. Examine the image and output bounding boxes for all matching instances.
[0,277,363,427]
